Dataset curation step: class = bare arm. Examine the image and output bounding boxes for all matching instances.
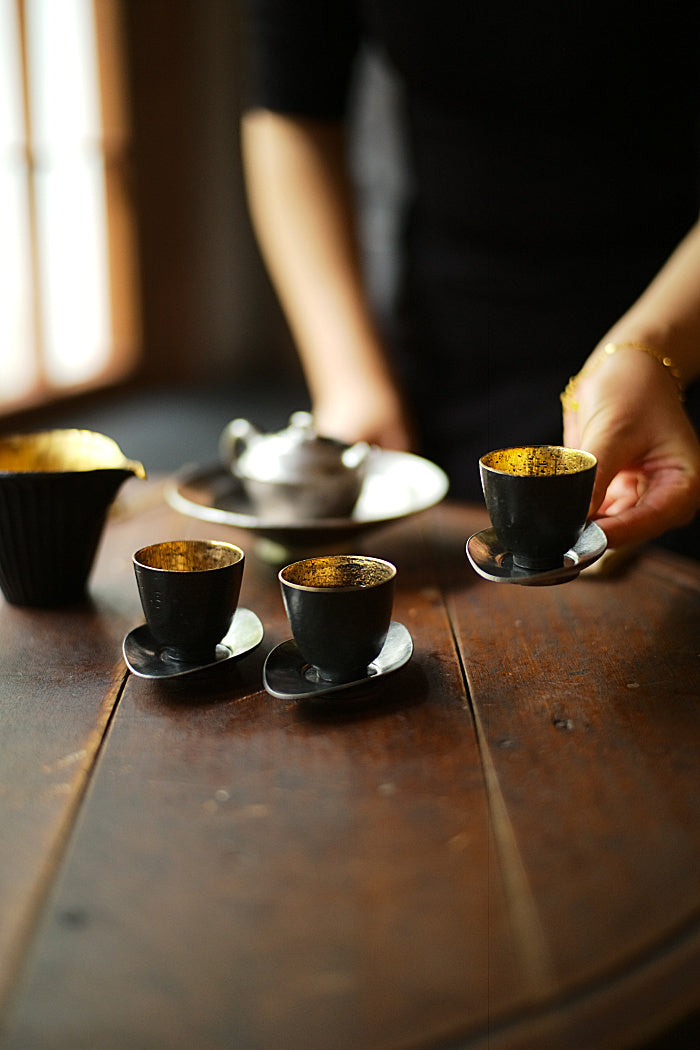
[563,218,700,547]
[241,109,413,450]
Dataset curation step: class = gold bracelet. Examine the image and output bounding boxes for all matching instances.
[560,340,685,413]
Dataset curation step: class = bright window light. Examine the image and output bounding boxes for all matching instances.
[0,0,36,400]
[1,0,136,411]
[26,0,112,387]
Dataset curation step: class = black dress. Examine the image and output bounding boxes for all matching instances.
[242,1,700,514]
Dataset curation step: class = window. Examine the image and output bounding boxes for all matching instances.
[0,0,139,412]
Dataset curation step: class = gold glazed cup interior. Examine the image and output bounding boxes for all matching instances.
[0,429,146,476]
[280,554,396,590]
[134,540,244,573]
[480,445,596,478]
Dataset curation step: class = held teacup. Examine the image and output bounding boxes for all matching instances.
[279,554,396,683]
[133,539,244,663]
[479,445,597,570]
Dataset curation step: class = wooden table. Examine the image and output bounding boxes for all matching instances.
[1,480,698,1050]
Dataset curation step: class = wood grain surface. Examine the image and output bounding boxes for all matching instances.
[1,487,698,1050]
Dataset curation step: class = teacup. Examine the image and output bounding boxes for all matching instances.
[133,539,244,663]
[0,429,145,606]
[479,445,597,570]
[279,554,396,683]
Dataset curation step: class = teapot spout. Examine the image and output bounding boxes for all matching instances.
[342,441,372,470]
[125,457,147,480]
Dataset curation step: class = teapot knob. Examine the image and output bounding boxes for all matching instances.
[288,410,315,435]
[218,418,260,471]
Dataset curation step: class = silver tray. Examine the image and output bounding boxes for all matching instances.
[165,449,449,562]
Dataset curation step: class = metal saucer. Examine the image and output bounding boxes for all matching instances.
[262,621,413,700]
[123,607,264,679]
[466,521,607,586]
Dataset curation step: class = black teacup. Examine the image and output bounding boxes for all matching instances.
[479,445,597,570]
[133,539,244,663]
[279,554,396,683]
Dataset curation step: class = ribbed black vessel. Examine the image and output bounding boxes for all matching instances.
[0,468,136,607]
[0,429,145,608]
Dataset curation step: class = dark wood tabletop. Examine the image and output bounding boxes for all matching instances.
[1,480,698,1050]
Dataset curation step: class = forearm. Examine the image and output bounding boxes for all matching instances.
[591,217,700,388]
[240,109,396,401]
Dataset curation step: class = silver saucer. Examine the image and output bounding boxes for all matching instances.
[466,521,607,586]
[263,621,413,700]
[123,607,264,679]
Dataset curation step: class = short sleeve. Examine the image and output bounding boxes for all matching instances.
[242,0,362,119]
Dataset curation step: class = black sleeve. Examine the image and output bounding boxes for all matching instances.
[242,0,363,119]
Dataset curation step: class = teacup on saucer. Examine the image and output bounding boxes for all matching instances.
[479,445,597,571]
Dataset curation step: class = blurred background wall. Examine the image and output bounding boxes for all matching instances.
[0,0,405,470]
[123,0,405,390]
[122,0,300,386]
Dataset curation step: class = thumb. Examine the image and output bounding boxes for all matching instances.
[575,415,630,517]
[562,410,613,516]
[587,446,618,516]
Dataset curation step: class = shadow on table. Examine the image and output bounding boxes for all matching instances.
[293,660,430,726]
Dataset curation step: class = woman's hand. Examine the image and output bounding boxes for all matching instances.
[562,345,700,548]
[242,111,417,457]
[312,377,415,452]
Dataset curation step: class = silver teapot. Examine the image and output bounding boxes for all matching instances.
[219,411,371,522]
